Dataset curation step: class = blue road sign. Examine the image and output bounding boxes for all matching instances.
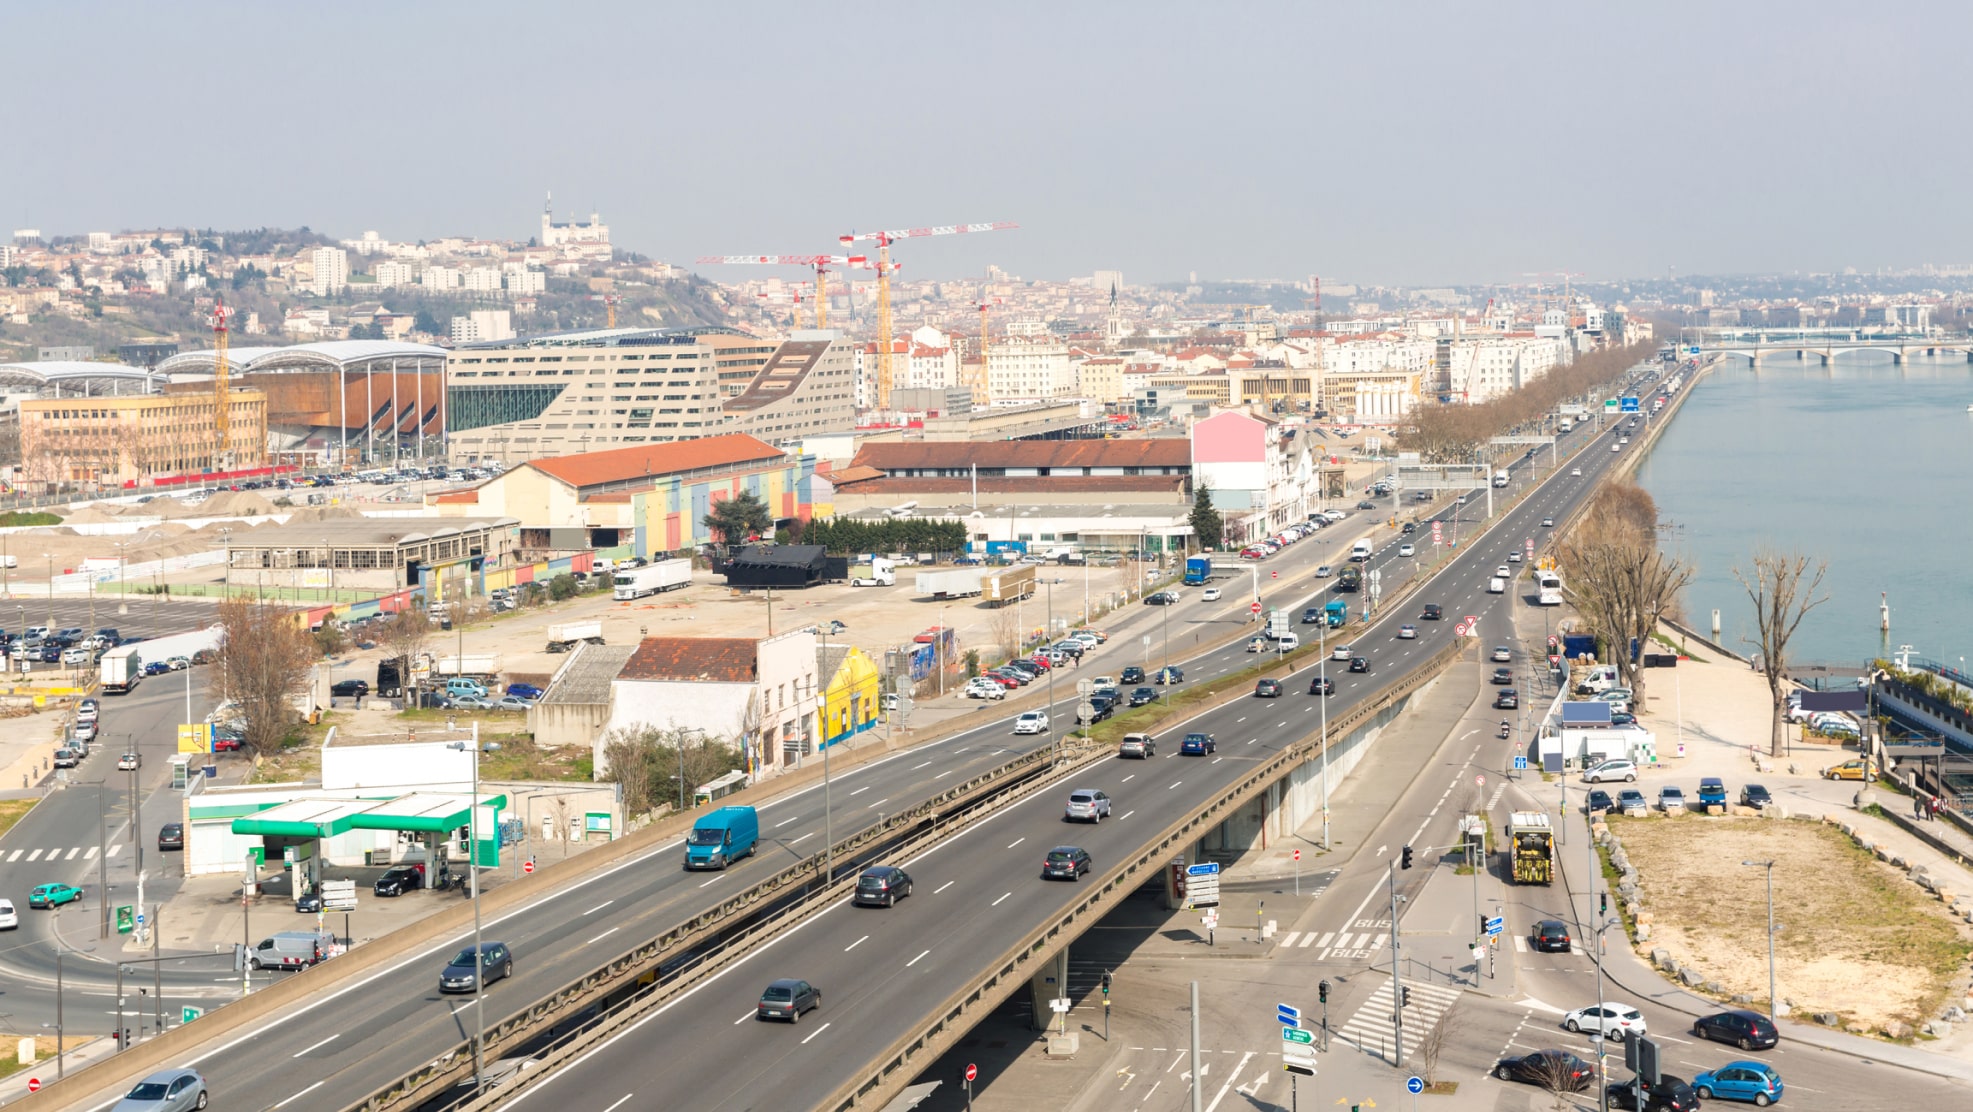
[1277,1003,1301,1027]
[1513,755,1529,770]
[1187,862,1221,876]
[1620,396,1640,412]
[1485,916,1505,936]
[1407,1076,1425,1095]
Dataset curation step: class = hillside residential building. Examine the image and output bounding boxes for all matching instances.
[308,247,349,296]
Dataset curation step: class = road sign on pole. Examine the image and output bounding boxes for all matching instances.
[1485,916,1504,936]
[1407,1076,1426,1094]
[1513,755,1529,770]
[1250,601,1263,615]
[965,1063,978,1082]
[1277,1002,1301,1027]
[182,1005,203,1024]
[1475,774,1486,788]
[1283,1026,1314,1044]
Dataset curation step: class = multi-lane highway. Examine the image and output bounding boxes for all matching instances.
[496,388,1668,1109]
[2,375,1656,1111]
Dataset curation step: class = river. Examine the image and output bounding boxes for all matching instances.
[1634,354,1973,670]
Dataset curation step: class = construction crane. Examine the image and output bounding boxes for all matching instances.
[838,222,1016,413]
[694,255,864,328]
[211,296,232,473]
[589,293,623,328]
[971,295,1002,403]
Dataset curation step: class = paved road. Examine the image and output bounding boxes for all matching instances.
[499,379,1672,1110]
[0,367,1664,1110]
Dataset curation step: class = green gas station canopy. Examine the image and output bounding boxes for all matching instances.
[229,791,508,839]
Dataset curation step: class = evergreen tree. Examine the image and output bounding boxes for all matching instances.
[1188,484,1224,552]
[703,491,774,545]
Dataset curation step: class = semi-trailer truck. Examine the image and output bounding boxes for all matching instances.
[849,557,897,587]
[613,557,692,600]
[545,621,605,653]
[915,568,982,599]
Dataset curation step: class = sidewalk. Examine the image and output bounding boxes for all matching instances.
[1542,621,1973,1082]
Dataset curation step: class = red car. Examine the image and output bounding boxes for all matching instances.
[211,735,244,752]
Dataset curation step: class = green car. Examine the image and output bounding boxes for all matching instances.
[28,883,83,909]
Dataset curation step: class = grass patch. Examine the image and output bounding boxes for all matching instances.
[0,1040,55,1080]
[0,798,38,841]
[0,511,62,528]
[1650,630,1708,663]
[1609,815,1970,1029]
[1078,643,1331,745]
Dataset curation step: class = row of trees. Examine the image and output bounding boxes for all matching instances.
[1556,480,1829,758]
[600,725,747,816]
[1400,342,1650,463]
[796,515,969,556]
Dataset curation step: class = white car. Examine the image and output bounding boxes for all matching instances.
[0,898,16,929]
[1332,645,1352,661]
[1202,587,1222,601]
[1570,467,1582,476]
[965,681,1005,701]
[1397,543,1415,557]
[1563,1003,1646,1037]
[1582,759,1638,783]
[1491,646,1512,662]
[1013,711,1049,735]
[1495,566,1511,579]
[1508,551,1522,562]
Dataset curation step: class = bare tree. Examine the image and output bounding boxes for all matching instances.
[1416,1000,1459,1087]
[551,796,572,856]
[989,600,1023,658]
[1520,1049,1592,1111]
[600,724,746,818]
[373,608,430,704]
[210,596,318,754]
[1734,549,1831,757]
[1557,482,1693,708]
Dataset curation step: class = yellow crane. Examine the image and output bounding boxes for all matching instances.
[211,297,232,473]
[838,222,1016,413]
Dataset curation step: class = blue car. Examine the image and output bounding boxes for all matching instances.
[143,661,172,676]
[1180,732,1216,756]
[1692,1061,1782,1105]
[505,683,544,701]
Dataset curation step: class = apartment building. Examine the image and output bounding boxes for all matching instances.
[444,327,735,461]
[720,336,857,445]
[18,389,268,486]
[986,320,1075,403]
[308,247,349,296]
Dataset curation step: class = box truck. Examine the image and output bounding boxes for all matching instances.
[684,805,759,870]
[613,557,692,600]
[1183,556,1213,585]
[983,564,1037,605]
[99,645,144,694]
[1492,470,1510,488]
[545,621,605,653]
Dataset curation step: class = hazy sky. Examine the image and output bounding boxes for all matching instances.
[6,2,1968,286]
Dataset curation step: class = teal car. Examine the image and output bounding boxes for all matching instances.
[1693,1061,1783,1105]
[28,883,83,909]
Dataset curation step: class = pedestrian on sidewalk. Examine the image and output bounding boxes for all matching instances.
[1930,796,1943,821]
[1915,795,1925,820]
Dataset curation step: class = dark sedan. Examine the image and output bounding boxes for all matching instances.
[1584,790,1614,814]
[331,679,370,698]
[1494,1050,1593,1090]
[439,941,513,993]
[373,864,425,896]
[1739,783,1774,809]
[1119,666,1146,684]
[1153,666,1185,684]
[1530,919,1571,952]
[1422,604,1442,620]
[1692,1009,1779,1051]
[1494,688,1519,709]
[1490,667,1513,685]
[1301,607,1323,624]
[1309,676,1334,696]
[1254,679,1283,698]
[1348,657,1370,674]
[157,823,185,851]
[1608,1074,1701,1111]
[1128,687,1156,707]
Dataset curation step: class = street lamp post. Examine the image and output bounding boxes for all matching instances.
[1593,912,1620,1112]
[1319,616,1330,850]
[44,552,55,632]
[1043,577,1058,760]
[447,732,499,1095]
[1743,859,1779,1022]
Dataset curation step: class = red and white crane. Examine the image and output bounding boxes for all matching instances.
[694,254,866,328]
[838,222,1017,412]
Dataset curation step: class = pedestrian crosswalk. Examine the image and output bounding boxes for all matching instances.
[1332,976,1463,1064]
[1273,928,1391,955]
[3,845,123,864]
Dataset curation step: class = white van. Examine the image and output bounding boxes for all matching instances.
[1276,632,1301,651]
[1575,664,1620,695]
[1350,540,1374,562]
[1488,577,1505,594]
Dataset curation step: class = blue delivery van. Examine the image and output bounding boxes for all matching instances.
[684,805,760,870]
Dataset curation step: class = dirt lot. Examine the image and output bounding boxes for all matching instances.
[1611,814,1971,1029]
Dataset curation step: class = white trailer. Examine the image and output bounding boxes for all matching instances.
[434,654,498,677]
[613,557,692,600]
[546,621,605,653]
[99,645,144,694]
[915,568,983,599]
[850,558,897,587]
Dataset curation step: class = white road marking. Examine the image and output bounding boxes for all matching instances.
[774,816,799,828]
[585,927,620,945]
[697,875,726,888]
[790,833,814,844]
[291,1033,339,1057]
[26,849,41,862]
[1169,781,1183,789]
[1120,774,1135,783]
[864,797,889,810]
[907,949,930,967]
[583,900,613,915]
[801,1021,832,1045]
[273,1081,325,1108]
[600,1097,636,1112]
[911,760,932,770]
[734,1009,754,1025]
[107,844,123,857]
[934,881,955,894]
[1120,810,1135,821]
[84,846,98,860]
[992,892,1012,907]
[1007,837,1025,849]
[845,935,869,952]
[848,786,870,796]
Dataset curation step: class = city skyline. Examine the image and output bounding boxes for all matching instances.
[7,2,1971,285]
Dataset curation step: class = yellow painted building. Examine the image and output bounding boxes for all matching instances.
[17,390,268,485]
[818,644,880,747]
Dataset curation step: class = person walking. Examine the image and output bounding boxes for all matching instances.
[1916,794,1927,821]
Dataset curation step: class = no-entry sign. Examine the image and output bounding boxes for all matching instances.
[1250,601,1263,614]
[966,1063,978,1082]
[522,859,536,875]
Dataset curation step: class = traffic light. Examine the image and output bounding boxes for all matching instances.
[1318,979,1330,1003]
[1600,891,1609,915]
[1101,970,1111,997]
[1399,986,1411,1008]
[1401,844,1414,869]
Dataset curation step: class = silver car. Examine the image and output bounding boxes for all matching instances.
[1064,789,1112,823]
[112,1068,208,1111]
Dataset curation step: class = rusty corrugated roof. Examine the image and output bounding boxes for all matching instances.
[850,440,1190,471]
[529,434,784,490]
[618,636,759,684]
